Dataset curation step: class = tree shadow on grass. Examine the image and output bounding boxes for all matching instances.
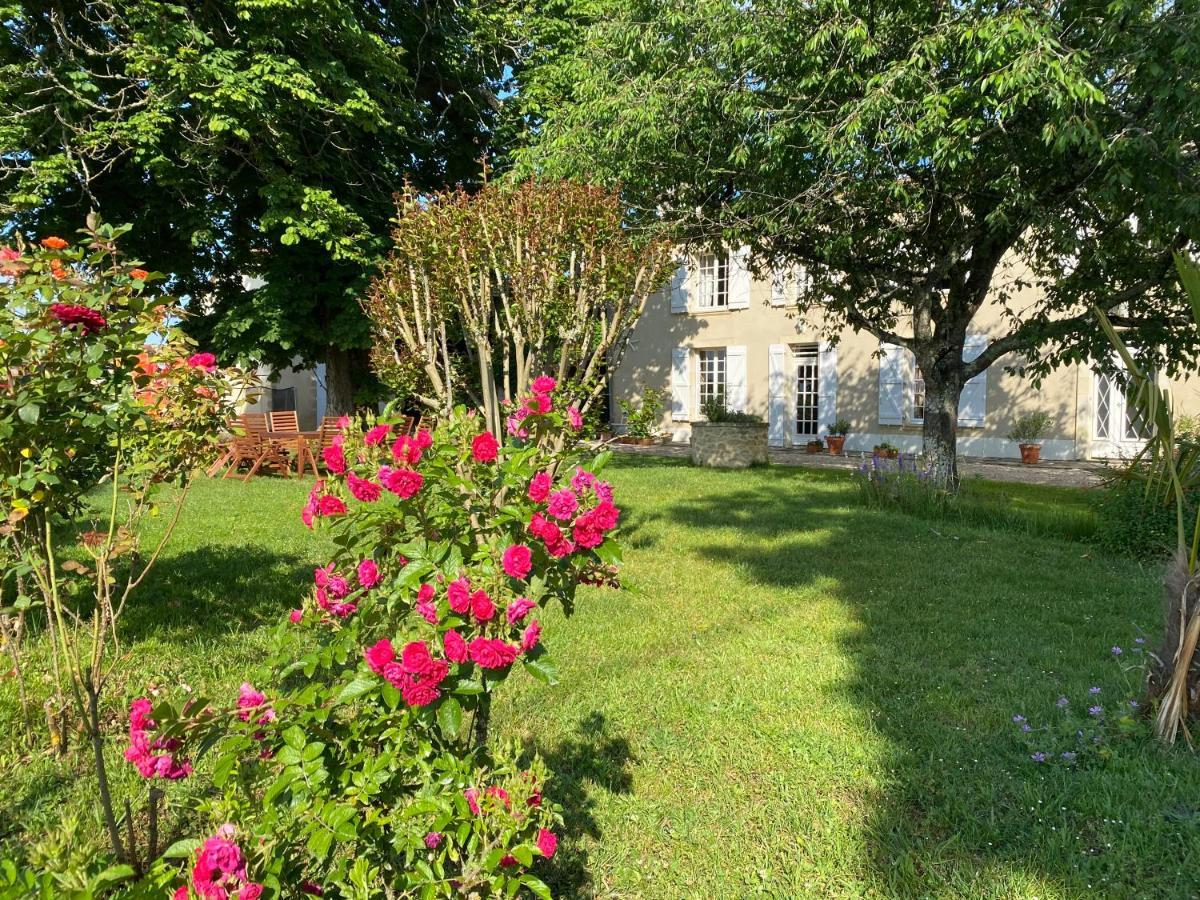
[525,712,635,898]
[119,545,314,644]
[649,460,1197,896]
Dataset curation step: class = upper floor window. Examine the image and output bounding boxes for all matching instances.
[698,253,730,309]
[912,365,925,423]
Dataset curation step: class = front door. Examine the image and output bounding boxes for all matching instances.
[1092,367,1151,458]
[794,345,820,440]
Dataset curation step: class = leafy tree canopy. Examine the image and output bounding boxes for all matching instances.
[515,0,1200,479]
[1,0,517,408]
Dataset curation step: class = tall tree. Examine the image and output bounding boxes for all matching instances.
[0,0,516,411]
[516,0,1200,482]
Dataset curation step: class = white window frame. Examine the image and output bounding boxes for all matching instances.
[698,253,730,310]
[912,365,925,424]
[697,348,727,414]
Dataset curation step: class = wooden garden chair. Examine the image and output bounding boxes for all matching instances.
[268,410,300,433]
[206,412,268,477]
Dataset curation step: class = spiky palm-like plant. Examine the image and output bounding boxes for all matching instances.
[1094,253,1200,746]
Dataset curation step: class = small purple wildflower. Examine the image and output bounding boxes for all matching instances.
[1089,686,1101,695]
[1088,705,1103,716]
[1031,751,1047,763]
[1056,696,1069,708]
[424,832,443,849]
[1129,699,1139,709]
[1012,714,1026,724]
[1021,723,1032,733]
[1134,636,1145,644]
[1111,646,1123,656]
[1060,751,1077,762]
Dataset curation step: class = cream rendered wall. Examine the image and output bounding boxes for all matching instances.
[611,253,1200,461]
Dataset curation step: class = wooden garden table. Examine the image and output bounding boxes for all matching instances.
[265,430,321,476]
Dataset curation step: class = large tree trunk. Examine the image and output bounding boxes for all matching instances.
[919,361,964,487]
[325,346,364,416]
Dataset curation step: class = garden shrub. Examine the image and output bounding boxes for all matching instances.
[140,377,621,897]
[1091,467,1200,561]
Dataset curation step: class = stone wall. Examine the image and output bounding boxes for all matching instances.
[690,422,769,468]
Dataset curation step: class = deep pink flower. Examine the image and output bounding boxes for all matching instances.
[415,583,439,623]
[502,544,532,580]
[187,352,218,373]
[573,522,604,549]
[299,881,324,896]
[379,465,424,499]
[500,854,520,868]
[571,468,596,492]
[464,788,481,815]
[531,375,557,395]
[336,415,351,430]
[567,406,583,431]
[521,620,542,653]
[364,423,392,446]
[536,828,558,858]
[357,559,380,589]
[424,832,443,849]
[347,472,382,503]
[486,785,511,808]
[364,638,395,675]
[470,589,495,622]
[443,629,469,663]
[506,597,536,624]
[236,682,272,724]
[447,578,471,614]
[289,608,303,623]
[316,494,347,517]
[173,886,188,900]
[238,886,264,900]
[547,489,579,521]
[402,678,442,707]
[322,445,346,474]
[125,697,192,781]
[390,434,424,466]
[401,640,437,675]
[528,471,552,503]
[471,431,499,463]
[525,393,552,415]
[468,637,519,669]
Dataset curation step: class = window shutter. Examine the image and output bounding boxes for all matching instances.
[878,342,907,425]
[729,246,751,310]
[671,347,691,421]
[958,334,988,427]
[669,260,689,313]
[768,344,788,446]
[770,267,789,307]
[818,341,838,434]
[726,345,748,412]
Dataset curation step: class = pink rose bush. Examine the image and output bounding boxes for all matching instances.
[130,382,612,896]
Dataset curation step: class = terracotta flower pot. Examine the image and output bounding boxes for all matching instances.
[1019,443,1042,465]
[873,447,899,459]
[806,441,824,454]
[825,435,846,455]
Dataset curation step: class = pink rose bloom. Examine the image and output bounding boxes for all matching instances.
[289,608,303,623]
[415,583,439,623]
[546,489,579,521]
[357,559,380,589]
[336,415,351,430]
[521,620,542,653]
[364,638,395,675]
[443,629,469,663]
[470,589,496,622]
[238,885,264,900]
[379,465,424,499]
[506,597,536,624]
[502,544,532,580]
[414,428,433,449]
[594,480,614,503]
[402,678,442,707]
[325,573,351,599]
[471,431,499,463]
[486,785,511,808]
[173,886,188,900]
[236,682,269,723]
[536,828,558,858]
[447,578,471,614]
[401,640,437,675]
[424,831,443,849]
[364,423,392,446]
[464,788,481,815]
[528,471,552,503]
[391,434,424,466]
[571,468,596,492]
[573,522,604,549]
[322,444,346,474]
[525,393,552,415]
[347,473,382,503]
[567,406,583,431]
[468,637,519,669]
[531,375,557,394]
[317,494,347,517]
[187,352,218,373]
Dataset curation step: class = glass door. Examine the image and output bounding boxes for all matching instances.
[794,345,820,439]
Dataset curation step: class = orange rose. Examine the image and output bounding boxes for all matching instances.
[129,268,149,280]
[40,236,68,250]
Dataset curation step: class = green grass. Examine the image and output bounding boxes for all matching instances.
[4,460,1200,898]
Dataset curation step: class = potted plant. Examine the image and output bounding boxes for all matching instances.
[805,439,824,454]
[872,441,899,459]
[690,396,769,468]
[825,417,851,455]
[1007,411,1053,464]
[617,388,666,445]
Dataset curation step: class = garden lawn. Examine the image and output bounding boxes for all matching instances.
[4,459,1200,898]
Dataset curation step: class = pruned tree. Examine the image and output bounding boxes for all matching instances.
[365,179,672,435]
[515,0,1200,484]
